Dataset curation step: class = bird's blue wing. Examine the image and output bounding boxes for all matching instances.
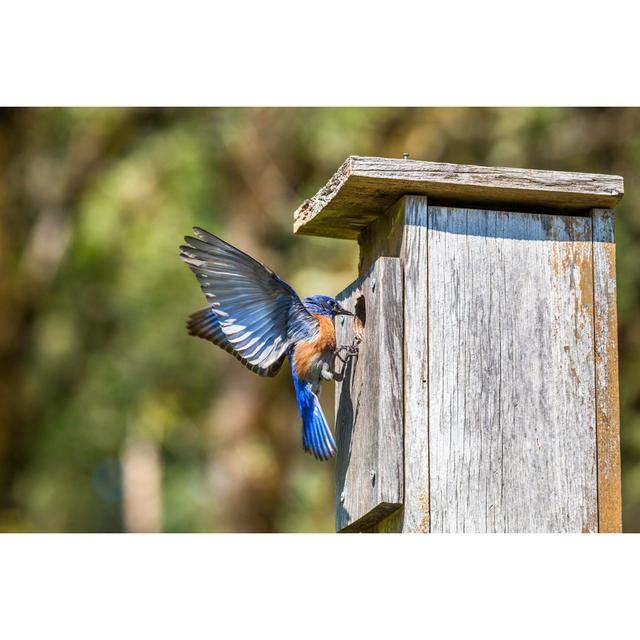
[180,227,318,374]
[187,307,286,377]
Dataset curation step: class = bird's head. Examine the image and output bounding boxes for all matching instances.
[303,295,353,318]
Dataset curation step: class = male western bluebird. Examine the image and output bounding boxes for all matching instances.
[180,227,359,460]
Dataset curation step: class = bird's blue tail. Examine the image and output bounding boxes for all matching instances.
[291,372,336,460]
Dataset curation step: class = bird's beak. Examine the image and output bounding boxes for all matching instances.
[336,305,354,316]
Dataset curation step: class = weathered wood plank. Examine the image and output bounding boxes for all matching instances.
[358,197,406,274]
[361,508,404,533]
[353,195,431,532]
[592,208,622,532]
[427,207,598,532]
[334,257,403,532]
[294,156,624,239]
[400,197,431,532]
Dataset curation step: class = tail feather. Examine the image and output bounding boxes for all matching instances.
[292,371,336,460]
[304,402,336,460]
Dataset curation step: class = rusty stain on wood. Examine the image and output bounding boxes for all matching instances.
[592,208,623,533]
[418,493,430,533]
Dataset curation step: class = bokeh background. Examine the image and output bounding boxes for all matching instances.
[1,107,640,532]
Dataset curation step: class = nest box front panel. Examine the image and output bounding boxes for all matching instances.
[334,257,403,532]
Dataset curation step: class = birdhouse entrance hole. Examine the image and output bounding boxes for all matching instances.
[354,294,366,337]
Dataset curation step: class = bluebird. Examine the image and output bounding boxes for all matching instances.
[179,227,359,460]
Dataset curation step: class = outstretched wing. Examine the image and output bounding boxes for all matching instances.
[187,307,286,377]
[180,227,317,375]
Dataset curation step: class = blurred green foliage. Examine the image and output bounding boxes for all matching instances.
[1,107,640,532]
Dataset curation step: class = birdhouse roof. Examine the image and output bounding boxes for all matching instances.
[293,156,624,239]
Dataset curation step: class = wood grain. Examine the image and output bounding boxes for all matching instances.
[592,208,622,532]
[293,156,624,239]
[399,197,431,532]
[334,257,403,532]
[427,207,598,532]
[325,182,621,533]
[352,196,431,532]
[358,197,406,274]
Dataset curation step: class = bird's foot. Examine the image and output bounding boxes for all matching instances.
[334,336,361,364]
[329,337,361,381]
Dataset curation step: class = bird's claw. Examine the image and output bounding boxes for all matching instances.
[333,337,361,373]
[335,336,361,357]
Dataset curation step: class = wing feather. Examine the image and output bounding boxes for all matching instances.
[180,228,318,375]
[186,308,286,377]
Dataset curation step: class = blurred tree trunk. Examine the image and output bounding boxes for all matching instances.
[121,439,163,532]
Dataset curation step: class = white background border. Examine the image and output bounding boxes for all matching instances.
[2,0,638,105]
[1,534,638,638]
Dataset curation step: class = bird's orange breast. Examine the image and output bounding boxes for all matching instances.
[293,314,336,380]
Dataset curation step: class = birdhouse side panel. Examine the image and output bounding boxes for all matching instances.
[427,206,598,533]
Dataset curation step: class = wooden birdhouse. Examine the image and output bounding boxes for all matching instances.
[293,156,624,533]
